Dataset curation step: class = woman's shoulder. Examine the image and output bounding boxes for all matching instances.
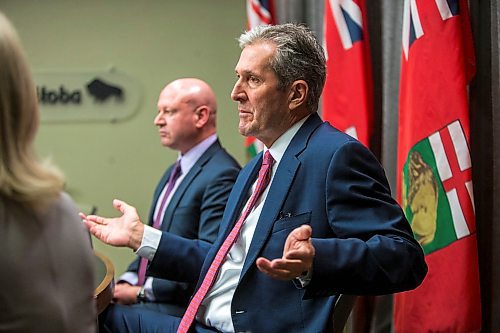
[47,192,79,217]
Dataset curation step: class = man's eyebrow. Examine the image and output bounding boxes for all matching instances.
[236,69,258,76]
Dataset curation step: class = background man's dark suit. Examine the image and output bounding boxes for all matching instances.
[147,113,427,332]
[126,140,240,315]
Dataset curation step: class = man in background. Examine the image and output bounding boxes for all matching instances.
[110,78,240,317]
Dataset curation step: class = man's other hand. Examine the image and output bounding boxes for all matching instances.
[80,199,144,250]
[256,225,315,280]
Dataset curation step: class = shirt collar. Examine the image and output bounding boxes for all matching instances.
[178,134,217,173]
[264,115,310,166]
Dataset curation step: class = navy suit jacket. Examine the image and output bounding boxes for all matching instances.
[127,140,240,307]
[148,113,427,332]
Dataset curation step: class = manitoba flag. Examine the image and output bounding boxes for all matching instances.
[394,0,481,332]
[401,120,474,251]
[322,0,373,147]
[244,0,275,159]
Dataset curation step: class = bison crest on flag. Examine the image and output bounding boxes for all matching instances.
[401,120,475,255]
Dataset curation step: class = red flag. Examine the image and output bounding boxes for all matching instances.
[244,0,275,159]
[323,3,376,329]
[395,0,481,332]
[322,0,373,147]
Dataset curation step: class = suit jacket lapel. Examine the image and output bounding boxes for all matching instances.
[159,140,222,232]
[196,154,261,283]
[240,113,323,278]
[148,166,174,226]
[239,156,300,277]
[212,154,261,248]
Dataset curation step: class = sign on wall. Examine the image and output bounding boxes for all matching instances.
[34,69,142,123]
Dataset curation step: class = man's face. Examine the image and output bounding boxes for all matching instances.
[154,85,198,153]
[231,41,291,147]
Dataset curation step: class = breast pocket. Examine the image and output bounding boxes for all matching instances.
[263,211,312,260]
[271,211,312,233]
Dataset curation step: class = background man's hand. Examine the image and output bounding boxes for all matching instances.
[113,283,141,305]
[81,199,144,250]
[256,225,315,280]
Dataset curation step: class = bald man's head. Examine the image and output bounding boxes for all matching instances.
[154,78,218,154]
[167,78,217,116]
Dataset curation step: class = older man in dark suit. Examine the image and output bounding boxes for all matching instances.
[84,24,427,333]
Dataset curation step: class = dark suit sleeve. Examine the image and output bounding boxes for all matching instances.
[148,232,213,283]
[305,141,427,297]
[151,277,191,305]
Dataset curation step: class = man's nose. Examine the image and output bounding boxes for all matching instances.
[231,81,245,102]
[154,113,164,125]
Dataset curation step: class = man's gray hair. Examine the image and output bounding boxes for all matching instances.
[238,23,326,113]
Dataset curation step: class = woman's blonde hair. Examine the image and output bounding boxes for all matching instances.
[0,11,64,209]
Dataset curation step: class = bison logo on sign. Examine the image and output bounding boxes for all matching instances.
[86,78,123,102]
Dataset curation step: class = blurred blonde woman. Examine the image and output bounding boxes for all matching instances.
[0,11,96,333]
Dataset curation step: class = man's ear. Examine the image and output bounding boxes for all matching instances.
[288,80,308,111]
[194,106,210,128]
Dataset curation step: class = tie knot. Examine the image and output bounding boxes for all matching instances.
[262,150,275,166]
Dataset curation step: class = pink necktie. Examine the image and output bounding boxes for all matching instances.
[177,151,275,333]
[137,160,182,286]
